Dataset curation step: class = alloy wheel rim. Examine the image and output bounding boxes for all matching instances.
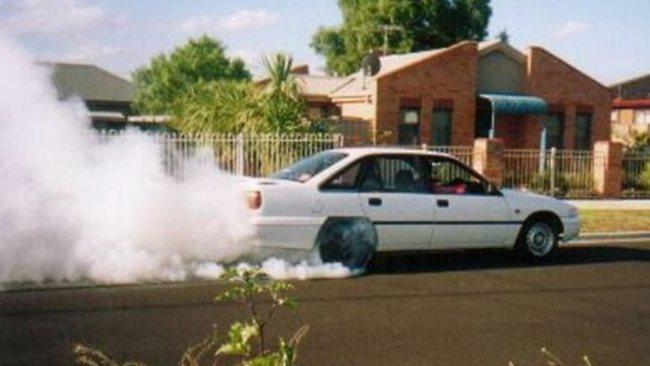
[526,223,554,257]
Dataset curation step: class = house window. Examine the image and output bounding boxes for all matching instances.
[544,113,564,149]
[575,113,592,150]
[432,108,452,146]
[398,108,420,145]
[635,110,650,125]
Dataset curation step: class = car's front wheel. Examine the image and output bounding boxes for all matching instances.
[316,218,378,271]
[516,219,559,260]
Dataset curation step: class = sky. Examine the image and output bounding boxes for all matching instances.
[0,0,647,84]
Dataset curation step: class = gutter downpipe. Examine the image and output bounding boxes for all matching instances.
[539,119,547,173]
[489,106,496,139]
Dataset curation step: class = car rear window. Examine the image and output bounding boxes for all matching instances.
[268,151,348,182]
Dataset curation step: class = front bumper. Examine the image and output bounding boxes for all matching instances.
[561,216,581,242]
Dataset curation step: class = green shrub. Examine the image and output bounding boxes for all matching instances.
[509,347,593,366]
[74,267,308,366]
[639,162,650,190]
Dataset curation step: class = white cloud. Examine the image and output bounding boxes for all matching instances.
[59,43,126,63]
[4,0,121,35]
[553,20,590,40]
[1,0,130,70]
[179,9,279,34]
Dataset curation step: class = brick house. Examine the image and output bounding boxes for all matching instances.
[610,73,650,145]
[291,40,612,149]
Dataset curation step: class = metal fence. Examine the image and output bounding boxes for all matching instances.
[97,131,345,178]
[428,146,475,166]
[622,151,650,198]
[503,148,596,198]
[91,132,650,198]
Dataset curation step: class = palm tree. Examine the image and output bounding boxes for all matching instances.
[261,53,301,99]
[171,53,310,134]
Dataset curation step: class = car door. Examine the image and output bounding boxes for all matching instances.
[356,155,435,251]
[423,156,517,249]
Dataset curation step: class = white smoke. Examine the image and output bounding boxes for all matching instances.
[0,32,254,284]
[259,258,352,280]
[0,32,354,285]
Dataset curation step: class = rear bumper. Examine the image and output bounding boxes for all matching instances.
[561,216,581,242]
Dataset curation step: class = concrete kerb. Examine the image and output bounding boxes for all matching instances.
[566,199,650,210]
[568,231,650,245]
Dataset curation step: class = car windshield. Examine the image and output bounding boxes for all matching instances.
[269,151,348,182]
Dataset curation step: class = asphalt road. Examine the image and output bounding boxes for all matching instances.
[1,242,649,366]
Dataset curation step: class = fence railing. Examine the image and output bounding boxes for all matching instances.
[93,131,650,198]
[622,151,650,198]
[428,146,475,166]
[503,148,596,198]
[97,131,345,178]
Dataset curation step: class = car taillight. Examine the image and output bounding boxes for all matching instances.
[246,190,262,210]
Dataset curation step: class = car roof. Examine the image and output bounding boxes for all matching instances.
[329,146,453,158]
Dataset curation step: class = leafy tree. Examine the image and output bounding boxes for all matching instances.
[311,0,493,75]
[172,53,322,134]
[133,35,251,114]
[171,81,264,133]
[498,28,510,43]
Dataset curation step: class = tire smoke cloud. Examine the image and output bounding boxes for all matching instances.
[0,33,255,284]
[0,32,354,286]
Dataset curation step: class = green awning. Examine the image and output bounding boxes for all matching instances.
[479,93,547,115]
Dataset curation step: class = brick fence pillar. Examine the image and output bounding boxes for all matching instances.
[593,140,623,198]
[473,138,504,185]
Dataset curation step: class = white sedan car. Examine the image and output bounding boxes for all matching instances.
[245,147,580,269]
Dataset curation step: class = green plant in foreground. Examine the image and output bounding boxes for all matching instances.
[74,267,308,366]
[73,344,146,366]
[508,347,593,366]
[215,267,308,365]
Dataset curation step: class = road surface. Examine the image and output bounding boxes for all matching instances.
[2,241,649,365]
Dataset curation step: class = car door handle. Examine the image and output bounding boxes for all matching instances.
[368,197,382,206]
[437,199,449,208]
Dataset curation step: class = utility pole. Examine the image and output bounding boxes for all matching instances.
[378,24,402,55]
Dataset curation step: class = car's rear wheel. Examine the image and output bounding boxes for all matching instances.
[317,218,378,271]
[516,220,558,260]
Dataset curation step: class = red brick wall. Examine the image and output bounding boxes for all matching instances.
[524,47,612,149]
[374,41,478,146]
[493,115,539,149]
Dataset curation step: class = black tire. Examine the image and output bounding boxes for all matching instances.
[317,218,378,271]
[515,219,559,261]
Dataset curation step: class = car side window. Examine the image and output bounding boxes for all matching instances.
[321,162,361,191]
[359,156,426,193]
[424,157,488,195]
